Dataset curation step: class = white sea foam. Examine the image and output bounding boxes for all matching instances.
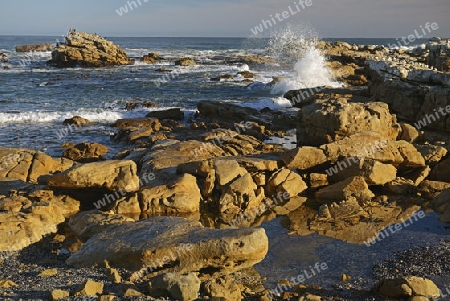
[0,110,131,124]
[228,97,292,111]
[0,107,197,124]
[264,24,342,94]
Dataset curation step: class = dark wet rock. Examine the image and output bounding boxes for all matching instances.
[146,108,184,121]
[431,157,450,183]
[0,180,32,196]
[284,87,322,108]
[156,68,172,72]
[415,144,448,166]
[113,117,161,129]
[197,101,259,124]
[125,100,158,111]
[112,118,162,144]
[50,29,133,68]
[210,74,233,81]
[419,180,450,198]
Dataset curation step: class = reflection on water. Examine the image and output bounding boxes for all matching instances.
[256,211,450,290]
[128,195,450,291]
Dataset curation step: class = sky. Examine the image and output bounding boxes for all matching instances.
[0,0,449,38]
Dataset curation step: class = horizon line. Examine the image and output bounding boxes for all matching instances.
[0,34,444,39]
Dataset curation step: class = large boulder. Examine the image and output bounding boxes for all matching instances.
[327,159,397,185]
[281,146,328,170]
[297,97,400,146]
[140,174,201,213]
[0,190,80,252]
[139,140,225,186]
[320,132,426,169]
[112,117,162,144]
[197,101,260,124]
[0,147,74,184]
[50,29,133,68]
[219,173,265,215]
[374,276,440,299]
[146,108,184,121]
[66,217,269,277]
[48,160,140,192]
[431,157,450,183]
[366,59,450,131]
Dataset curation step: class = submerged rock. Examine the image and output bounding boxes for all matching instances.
[175,58,196,66]
[15,44,54,52]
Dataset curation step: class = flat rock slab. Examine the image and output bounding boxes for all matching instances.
[66,216,268,276]
[48,160,139,192]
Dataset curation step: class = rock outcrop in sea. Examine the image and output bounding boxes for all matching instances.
[49,29,133,68]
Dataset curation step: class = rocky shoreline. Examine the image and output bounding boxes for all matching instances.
[1,31,450,300]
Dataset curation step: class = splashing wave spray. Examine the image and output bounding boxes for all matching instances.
[268,24,342,94]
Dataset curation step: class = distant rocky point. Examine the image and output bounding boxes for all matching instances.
[15,44,54,52]
[49,29,134,68]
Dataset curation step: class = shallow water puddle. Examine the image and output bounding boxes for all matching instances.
[256,212,450,290]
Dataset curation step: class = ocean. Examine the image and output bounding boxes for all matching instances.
[0,35,431,157]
